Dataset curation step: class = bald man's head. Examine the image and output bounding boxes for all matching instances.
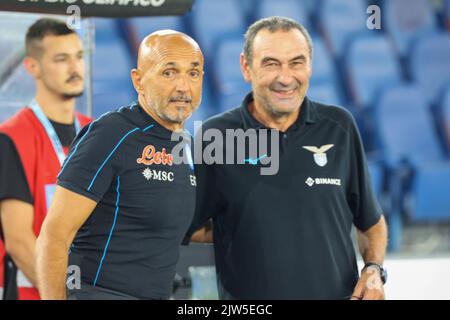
[137,30,203,72]
[131,30,204,130]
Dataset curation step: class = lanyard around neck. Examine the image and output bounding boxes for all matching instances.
[30,100,81,166]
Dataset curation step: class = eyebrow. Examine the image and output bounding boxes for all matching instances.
[261,55,308,65]
[289,55,307,62]
[53,51,84,58]
[163,61,201,68]
[261,57,280,65]
[164,62,177,68]
[54,53,69,59]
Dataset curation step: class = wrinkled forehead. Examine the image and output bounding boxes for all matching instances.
[138,34,203,70]
[252,28,310,61]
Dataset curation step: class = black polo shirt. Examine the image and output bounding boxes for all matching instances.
[186,93,382,299]
[58,101,196,299]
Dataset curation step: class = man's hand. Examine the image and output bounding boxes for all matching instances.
[190,220,213,243]
[351,266,385,300]
[354,216,387,300]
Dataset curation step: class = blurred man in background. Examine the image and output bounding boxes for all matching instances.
[36,30,203,300]
[186,16,388,300]
[0,18,92,300]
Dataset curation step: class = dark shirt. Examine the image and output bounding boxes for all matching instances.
[58,102,196,299]
[186,93,382,299]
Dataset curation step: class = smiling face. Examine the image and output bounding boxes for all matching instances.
[132,31,204,126]
[241,28,312,117]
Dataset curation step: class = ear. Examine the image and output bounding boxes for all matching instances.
[23,56,40,79]
[240,53,252,83]
[130,68,143,94]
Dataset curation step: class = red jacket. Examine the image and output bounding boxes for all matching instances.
[0,107,92,299]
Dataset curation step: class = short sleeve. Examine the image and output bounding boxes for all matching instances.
[57,115,126,202]
[347,116,383,231]
[0,134,33,204]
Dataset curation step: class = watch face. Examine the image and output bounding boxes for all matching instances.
[364,264,387,284]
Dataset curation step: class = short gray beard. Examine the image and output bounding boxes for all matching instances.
[258,94,294,119]
[154,104,186,125]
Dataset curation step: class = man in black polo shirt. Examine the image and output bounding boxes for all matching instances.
[186,17,388,300]
[36,30,203,299]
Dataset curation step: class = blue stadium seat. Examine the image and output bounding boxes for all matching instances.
[93,42,132,82]
[409,163,450,222]
[368,161,383,199]
[346,35,402,108]
[92,89,135,118]
[92,42,135,116]
[319,0,368,57]
[311,37,335,84]
[308,83,342,106]
[239,0,258,21]
[303,0,320,17]
[374,85,444,164]
[189,0,246,59]
[218,89,250,113]
[213,35,251,112]
[254,0,311,30]
[93,18,121,43]
[410,32,450,105]
[384,0,437,57]
[374,85,450,231]
[129,16,184,42]
[308,37,342,105]
[214,36,248,94]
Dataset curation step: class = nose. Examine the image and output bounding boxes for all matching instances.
[69,57,83,75]
[175,74,190,92]
[276,65,295,86]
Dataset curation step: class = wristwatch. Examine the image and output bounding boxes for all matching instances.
[362,262,387,284]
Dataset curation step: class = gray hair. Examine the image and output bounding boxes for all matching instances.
[243,16,314,66]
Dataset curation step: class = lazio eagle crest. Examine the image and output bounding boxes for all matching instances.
[302,144,334,167]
